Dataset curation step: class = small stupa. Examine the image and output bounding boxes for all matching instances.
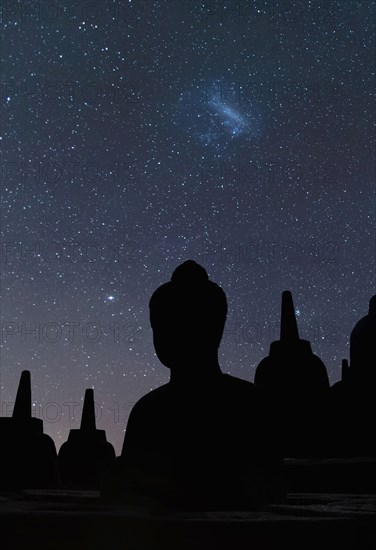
[58,389,116,487]
[0,370,58,489]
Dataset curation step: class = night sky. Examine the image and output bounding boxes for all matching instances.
[1,0,375,455]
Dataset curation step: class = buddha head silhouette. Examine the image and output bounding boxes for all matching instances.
[149,260,227,372]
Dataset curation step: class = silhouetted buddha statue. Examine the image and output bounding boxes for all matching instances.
[102,260,283,509]
[255,291,330,456]
[58,389,116,488]
[0,370,58,489]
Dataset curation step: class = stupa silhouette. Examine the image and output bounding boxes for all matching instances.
[0,370,58,489]
[350,295,376,375]
[255,291,330,456]
[330,296,376,456]
[58,389,116,488]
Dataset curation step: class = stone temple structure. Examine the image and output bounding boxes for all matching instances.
[58,389,116,488]
[0,370,58,489]
[331,295,376,456]
[350,295,376,376]
[255,291,330,456]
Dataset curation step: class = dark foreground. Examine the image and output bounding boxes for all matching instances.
[1,488,376,550]
[2,457,376,550]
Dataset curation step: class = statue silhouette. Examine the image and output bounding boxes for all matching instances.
[58,389,116,488]
[0,370,58,489]
[255,291,330,456]
[102,260,284,509]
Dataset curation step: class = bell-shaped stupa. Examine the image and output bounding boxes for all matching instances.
[255,292,330,456]
[330,296,376,456]
[255,291,330,408]
[0,370,58,489]
[58,389,116,488]
[350,295,376,376]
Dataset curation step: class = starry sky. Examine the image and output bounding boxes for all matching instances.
[1,0,375,455]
